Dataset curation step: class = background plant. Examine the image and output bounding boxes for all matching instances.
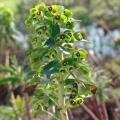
[0,5,33,120]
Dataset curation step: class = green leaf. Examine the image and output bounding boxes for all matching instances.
[63,58,77,67]
[30,48,49,62]
[52,5,64,13]
[102,79,112,88]
[64,79,75,85]
[51,23,60,38]
[0,76,20,85]
[34,88,45,97]
[30,8,37,15]
[64,9,73,18]
[0,66,13,73]
[79,49,87,59]
[35,2,45,11]
[44,38,55,47]
[25,16,32,26]
[66,21,76,29]
[79,84,91,96]
[80,64,90,74]
[43,60,60,75]
[61,14,67,23]
[74,31,83,41]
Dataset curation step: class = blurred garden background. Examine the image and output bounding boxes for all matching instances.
[0,0,120,120]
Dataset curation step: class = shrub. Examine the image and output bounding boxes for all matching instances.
[25,3,95,120]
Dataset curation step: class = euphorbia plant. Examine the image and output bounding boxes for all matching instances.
[25,3,95,120]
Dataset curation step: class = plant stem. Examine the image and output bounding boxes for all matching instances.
[101,102,109,120]
[58,75,68,120]
[81,104,99,120]
[58,82,64,119]
[24,93,32,120]
[67,109,74,120]
[56,52,69,120]
[41,106,59,120]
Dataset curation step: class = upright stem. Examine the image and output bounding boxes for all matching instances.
[81,104,99,120]
[58,79,68,120]
[67,109,74,120]
[57,53,68,120]
[24,93,32,120]
[101,102,109,120]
